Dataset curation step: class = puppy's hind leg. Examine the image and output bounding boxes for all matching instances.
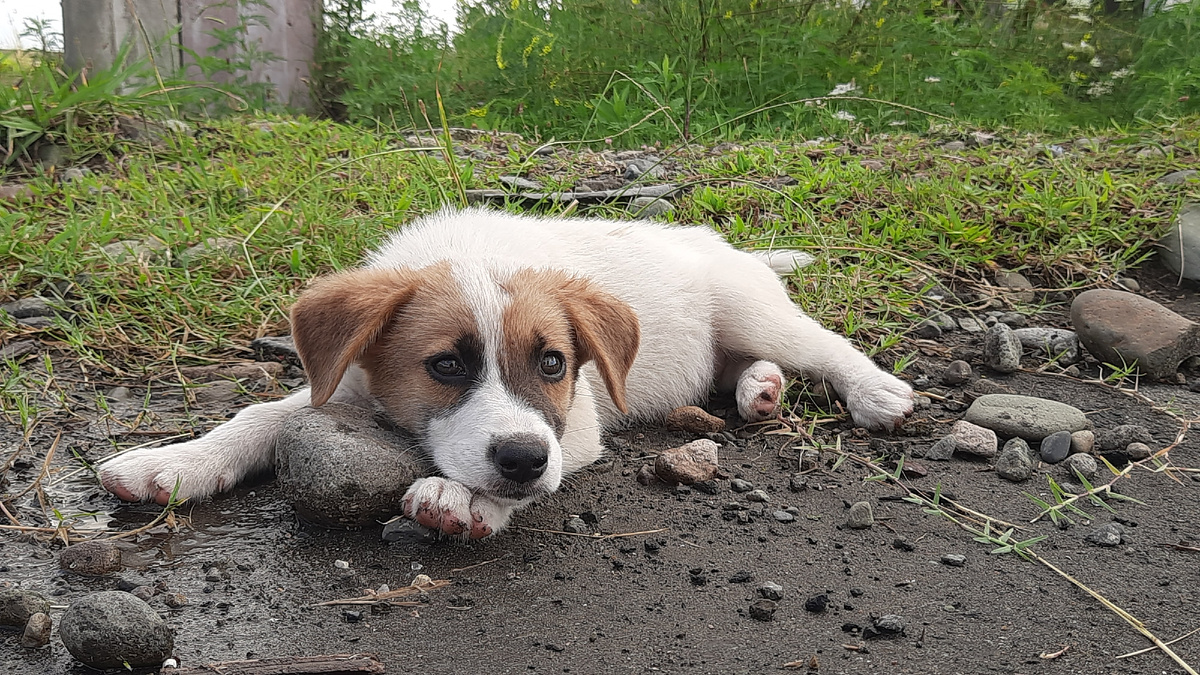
[716,358,786,423]
[713,257,912,430]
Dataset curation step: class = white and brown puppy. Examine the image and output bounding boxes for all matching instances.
[99,208,912,538]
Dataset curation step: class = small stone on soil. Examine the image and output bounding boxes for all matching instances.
[941,554,966,567]
[0,590,50,627]
[665,405,725,434]
[1070,429,1095,455]
[804,594,829,613]
[59,591,174,669]
[926,436,957,461]
[59,540,123,576]
[746,489,770,503]
[1061,453,1099,482]
[995,437,1036,482]
[749,599,777,621]
[846,501,874,529]
[772,510,796,523]
[864,614,906,639]
[893,538,915,552]
[1096,425,1153,452]
[563,517,588,534]
[729,478,753,492]
[1039,430,1073,464]
[983,323,1022,373]
[1012,327,1080,364]
[1085,523,1124,547]
[994,270,1035,303]
[942,360,972,386]
[654,439,720,485]
[1156,204,1200,282]
[950,420,998,457]
[958,317,984,333]
[164,593,188,608]
[964,394,1089,441]
[758,582,784,601]
[20,612,51,648]
[1072,288,1200,380]
[1125,442,1152,460]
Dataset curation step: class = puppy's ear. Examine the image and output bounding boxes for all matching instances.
[558,279,641,414]
[290,268,422,406]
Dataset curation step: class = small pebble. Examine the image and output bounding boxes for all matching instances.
[563,517,588,534]
[746,489,769,503]
[665,406,725,434]
[772,510,796,523]
[654,439,719,485]
[20,612,51,648]
[995,437,1036,482]
[893,538,915,552]
[983,323,1022,373]
[804,594,829,613]
[758,582,784,601]
[1061,453,1099,482]
[941,554,966,567]
[749,599,777,621]
[1070,429,1095,455]
[951,420,998,457]
[729,478,753,493]
[163,593,188,609]
[59,540,123,576]
[130,585,154,602]
[865,614,906,639]
[1085,522,1124,547]
[788,475,808,492]
[1125,442,1152,460]
[1040,430,1072,464]
[925,435,956,461]
[846,501,874,529]
[942,360,973,386]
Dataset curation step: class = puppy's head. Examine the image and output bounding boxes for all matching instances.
[290,263,639,503]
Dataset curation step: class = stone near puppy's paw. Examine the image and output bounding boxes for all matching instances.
[654,439,720,485]
[949,420,997,458]
[665,406,725,435]
[276,403,433,528]
[1071,288,1200,380]
[59,540,123,576]
[963,394,1089,442]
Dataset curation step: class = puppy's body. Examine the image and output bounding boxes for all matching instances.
[100,208,912,537]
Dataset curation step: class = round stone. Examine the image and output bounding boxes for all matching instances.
[59,540,123,576]
[846,501,874,529]
[1039,431,1073,464]
[1061,453,1099,482]
[950,420,998,457]
[995,437,1036,482]
[942,360,973,386]
[59,591,174,669]
[964,394,1089,441]
[655,439,721,485]
[0,590,50,627]
[1070,430,1095,455]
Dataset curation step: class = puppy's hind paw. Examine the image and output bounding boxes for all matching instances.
[844,372,914,431]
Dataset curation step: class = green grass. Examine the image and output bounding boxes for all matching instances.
[1,114,1198,389]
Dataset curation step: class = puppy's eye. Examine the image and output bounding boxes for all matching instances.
[428,355,467,381]
[539,352,566,378]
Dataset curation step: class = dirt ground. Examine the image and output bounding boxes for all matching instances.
[3,269,1200,675]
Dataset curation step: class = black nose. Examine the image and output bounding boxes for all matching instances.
[490,436,549,484]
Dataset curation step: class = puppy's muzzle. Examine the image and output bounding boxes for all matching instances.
[490,434,549,484]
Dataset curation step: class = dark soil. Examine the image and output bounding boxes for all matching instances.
[3,292,1200,674]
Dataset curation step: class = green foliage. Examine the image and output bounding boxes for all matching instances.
[317,0,1200,143]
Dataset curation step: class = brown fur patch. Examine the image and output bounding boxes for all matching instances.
[503,269,640,418]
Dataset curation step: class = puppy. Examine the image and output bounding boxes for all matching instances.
[99,208,912,538]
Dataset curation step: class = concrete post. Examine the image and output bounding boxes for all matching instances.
[62,0,181,78]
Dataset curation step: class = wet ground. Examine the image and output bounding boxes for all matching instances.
[3,275,1200,675]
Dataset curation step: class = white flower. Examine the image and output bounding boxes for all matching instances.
[1090,56,1102,68]
[889,120,906,126]
[1069,71,1082,83]
[1087,80,1114,97]
[1111,67,1133,79]
[924,76,942,83]
[828,82,859,96]
[833,110,857,121]
[1070,12,1093,21]
[1065,0,1090,9]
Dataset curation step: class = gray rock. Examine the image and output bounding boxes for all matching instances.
[1085,523,1124,547]
[749,599,777,621]
[758,582,784,601]
[16,316,53,329]
[1160,204,1200,280]
[941,554,966,567]
[63,167,87,182]
[1061,452,1098,482]
[729,478,754,493]
[995,270,1035,303]
[1013,328,1081,364]
[1039,431,1072,464]
[276,403,432,528]
[984,324,1022,373]
[100,238,167,263]
[20,612,51,648]
[0,184,33,202]
[1,297,55,320]
[1096,425,1153,452]
[655,439,720,485]
[941,141,966,152]
[1070,429,1095,455]
[250,334,301,367]
[772,510,795,523]
[995,437,1036,482]
[950,420,998,457]
[865,614,906,638]
[942,360,973,386]
[59,540,123,576]
[498,175,542,191]
[563,517,588,534]
[1137,146,1166,158]
[191,379,240,404]
[964,394,1090,441]
[0,340,37,360]
[1072,289,1200,379]
[846,501,874,529]
[623,157,666,180]
[179,236,240,265]
[628,196,675,219]
[998,312,1027,327]
[1160,170,1199,185]
[958,317,984,333]
[930,311,957,331]
[746,489,770,503]
[913,320,942,339]
[1125,442,1152,460]
[926,435,957,461]
[59,591,173,669]
[0,590,50,627]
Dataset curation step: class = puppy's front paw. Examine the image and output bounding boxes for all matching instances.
[401,477,512,540]
[843,371,914,431]
[99,444,235,505]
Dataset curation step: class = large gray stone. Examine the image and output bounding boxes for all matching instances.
[178,236,240,265]
[964,394,1089,441]
[100,238,168,263]
[1159,170,1198,185]
[628,196,675,219]
[0,590,49,627]
[1,297,55,320]
[1071,289,1200,380]
[276,403,432,528]
[1158,203,1200,281]
[59,591,173,669]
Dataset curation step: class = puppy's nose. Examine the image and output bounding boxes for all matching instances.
[490,436,549,484]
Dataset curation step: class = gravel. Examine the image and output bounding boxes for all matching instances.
[59,591,174,669]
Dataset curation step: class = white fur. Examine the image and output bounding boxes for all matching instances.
[99,207,912,536]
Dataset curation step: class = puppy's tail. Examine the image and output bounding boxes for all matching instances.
[747,249,815,275]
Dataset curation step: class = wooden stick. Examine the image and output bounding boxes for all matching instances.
[161,653,385,674]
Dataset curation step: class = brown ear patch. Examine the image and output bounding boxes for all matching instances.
[290,266,430,406]
[505,269,640,415]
